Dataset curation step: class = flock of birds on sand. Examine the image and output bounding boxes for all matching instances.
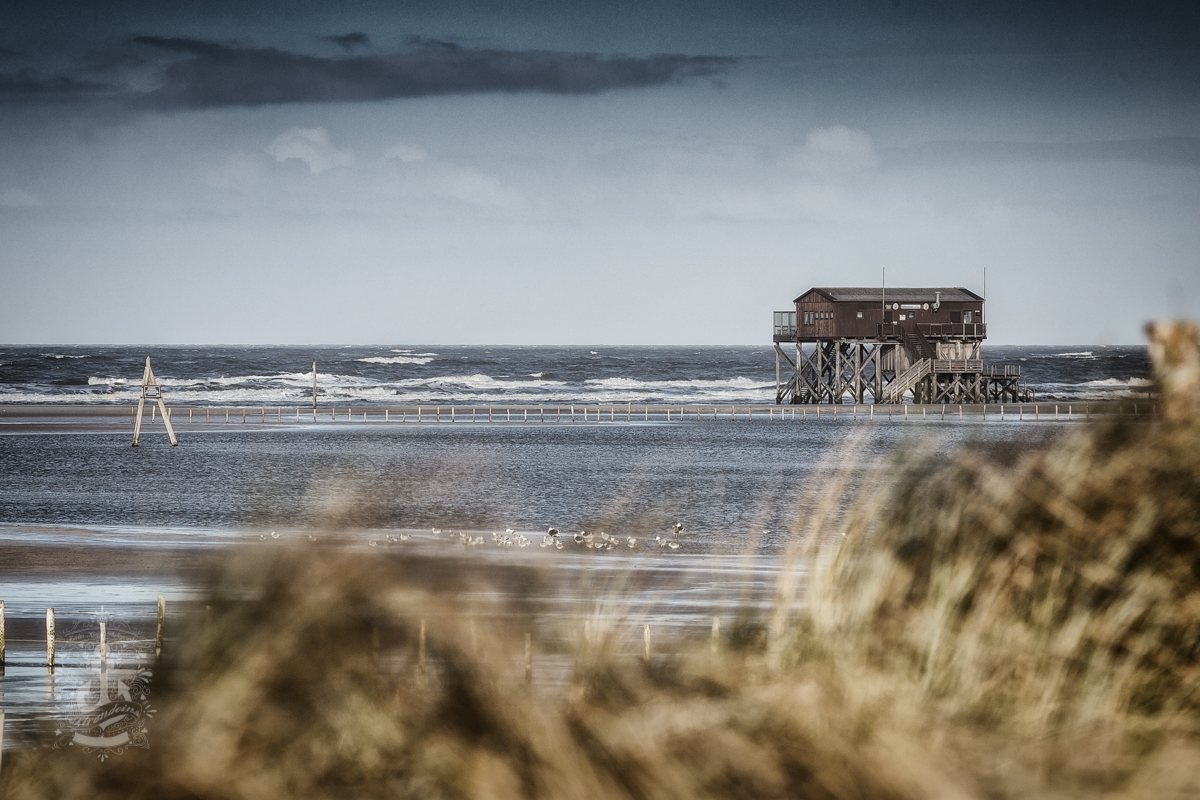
[259,522,686,551]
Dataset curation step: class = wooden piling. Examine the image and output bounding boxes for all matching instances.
[100,621,107,668]
[643,623,651,662]
[156,596,165,661]
[1,708,5,776]
[189,408,193,423]
[1,599,5,666]
[46,607,55,669]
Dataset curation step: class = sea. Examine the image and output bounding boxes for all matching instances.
[0,344,1152,406]
[0,343,1154,748]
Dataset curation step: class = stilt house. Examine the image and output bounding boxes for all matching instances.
[773,287,1027,404]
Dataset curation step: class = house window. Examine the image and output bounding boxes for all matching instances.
[964,310,974,323]
[856,311,863,318]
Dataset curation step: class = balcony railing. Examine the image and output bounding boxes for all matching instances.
[919,323,987,338]
[773,311,796,339]
[933,359,983,373]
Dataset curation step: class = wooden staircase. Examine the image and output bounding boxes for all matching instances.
[881,358,931,403]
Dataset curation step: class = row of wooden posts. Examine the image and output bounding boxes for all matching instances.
[0,598,718,678]
[132,401,1149,426]
[0,597,166,671]
[418,615,723,688]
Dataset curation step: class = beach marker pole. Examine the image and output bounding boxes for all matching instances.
[132,357,177,446]
[959,404,963,420]
[189,408,193,423]
[644,624,651,662]
[226,409,230,423]
[156,596,165,661]
[312,363,317,410]
[100,622,107,669]
[46,607,55,671]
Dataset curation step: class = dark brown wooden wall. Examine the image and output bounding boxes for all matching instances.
[792,291,982,341]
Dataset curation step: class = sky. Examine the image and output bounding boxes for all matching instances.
[1,0,1198,345]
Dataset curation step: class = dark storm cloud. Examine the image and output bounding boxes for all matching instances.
[129,36,735,107]
[0,70,105,96]
[320,33,371,51]
[884,138,1200,167]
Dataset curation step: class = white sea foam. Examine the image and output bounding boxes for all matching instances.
[391,350,437,356]
[584,376,773,390]
[1083,377,1152,388]
[356,356,435,365]
[87,377,127,386]
[44,354,88,359]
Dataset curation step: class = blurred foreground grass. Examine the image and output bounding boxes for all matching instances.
[4,323,1199,799]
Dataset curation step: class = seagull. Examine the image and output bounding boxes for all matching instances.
[547,527,560,538]
[672,522,684,535]
[369,540,378,547]
[554,539,564,550]
[399,532,410,541]
[667,541,681,550]
[387,535,398,543]
[270,531,280,539]
[431,528,442,538]
[308,534,317,542]
[258,534,267,541]
[627,537,637,548]
[574,532,585,544]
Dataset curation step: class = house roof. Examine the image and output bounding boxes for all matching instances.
[794,287,984,304]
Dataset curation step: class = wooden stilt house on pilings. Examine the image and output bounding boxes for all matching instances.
[773,287,1030,404]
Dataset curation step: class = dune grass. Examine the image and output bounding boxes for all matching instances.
[3,323,1199,799]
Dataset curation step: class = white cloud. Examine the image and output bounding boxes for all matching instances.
[381,144,428,164]
[801,125,877,170]
[265,127,355,174]
[0,188,43,208]
[432,165,526,213]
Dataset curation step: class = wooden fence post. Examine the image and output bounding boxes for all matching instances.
[419,619,427,676]
[525,633,533,686]
[156,596,165,661]
[47,607,55,670]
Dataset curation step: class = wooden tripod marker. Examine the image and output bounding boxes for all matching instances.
[132,357,178,446]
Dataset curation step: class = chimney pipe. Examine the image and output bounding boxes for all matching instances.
[933,291,941,312]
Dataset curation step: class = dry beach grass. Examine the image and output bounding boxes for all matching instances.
[3,323,1199,799]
